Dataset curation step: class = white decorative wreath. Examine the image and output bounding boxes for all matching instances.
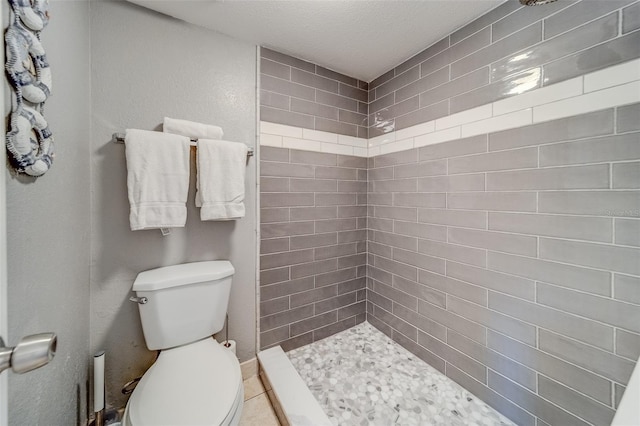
[5,0,54,177]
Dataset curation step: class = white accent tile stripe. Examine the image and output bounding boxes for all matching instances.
[414,127,461,148]
[584,59,640,93]
[261,122,368,157]
[492,77,583,116]
[260,58,640,158]
[260,133,283,147]
[321,142,355,155]
[435,105,492,131]
[533,81,640,123]
[260,121,302,138]
[368,133,396,147]
[380,137,413,154]
[282,136,321,151]
[338,134,367,148]
[461,108,533,138]
[394,120,435,141]
[302,128,338,143]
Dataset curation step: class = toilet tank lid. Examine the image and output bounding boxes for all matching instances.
[132,261,235,292]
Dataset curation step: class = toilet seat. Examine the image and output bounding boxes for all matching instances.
[123,338,243,426]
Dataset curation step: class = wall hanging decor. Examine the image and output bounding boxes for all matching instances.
[5,0,54,177]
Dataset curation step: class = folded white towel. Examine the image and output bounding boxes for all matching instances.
[196,139,248,221]
[125,129,191,231]
[163,117,224,140]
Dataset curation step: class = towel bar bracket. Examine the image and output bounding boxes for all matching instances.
[112,132,254,157]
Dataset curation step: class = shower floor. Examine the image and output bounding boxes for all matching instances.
[287,322,515,426]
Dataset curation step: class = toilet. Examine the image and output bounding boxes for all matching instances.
[122,261,243,426]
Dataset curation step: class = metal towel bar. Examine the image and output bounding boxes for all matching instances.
[112,132,254,157]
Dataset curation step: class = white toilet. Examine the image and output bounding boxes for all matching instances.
[122,261,244,426]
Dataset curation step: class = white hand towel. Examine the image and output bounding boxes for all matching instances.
[196,139,248,221]
[125,129,191,231]
[163,117,224,140]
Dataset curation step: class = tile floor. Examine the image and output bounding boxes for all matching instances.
[239,375,281,426]
[288,322,515,426]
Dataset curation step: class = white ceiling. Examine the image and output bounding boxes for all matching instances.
[129,0,505,82]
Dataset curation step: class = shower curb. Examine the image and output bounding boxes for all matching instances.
[257,346,331,426]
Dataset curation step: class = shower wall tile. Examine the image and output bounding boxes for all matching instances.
[613,162,640,189]
[452,23,543,79]
[538,377,615,426]
[487,331,612,408]
[261,107,315,130]
[259,3,640,426]
[539,329,635,384]
[450,69,542,114]
[488,212,612,243]
[538,190,640,216]
[543,29,640,86]
[261,89,290,110]
[583,51,640,93]
[447,296,536,346]
[623,1,640,33]
[452,1,522,45]
[485,164,610,191]
[261,47,315,72]
[488,370,592,426]
[614,274,640,306]
[489,250,611,296]
[261,58,291,80]
[447,330,537,391]
[263,3,640,156]
[375,66,420,99]
[492,0,575,42]
[617,102,640,133]
[492,13,618,82]
[616,329,640,360]
[544,0,634,39]
[447,365,535,426]
[260,49,367,138]
[366,105,640,426]
[538,283,640,332]
[260,147,367,350]
[365,0,639,137]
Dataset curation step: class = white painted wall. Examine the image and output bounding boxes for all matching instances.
[5,1,92,424]
[90,1,257,410]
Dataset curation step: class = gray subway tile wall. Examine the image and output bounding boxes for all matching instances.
[258,2,640,425]
[260,146,367,350]
[366,104,640,426]
[260,48,368,138]
[365,0,640,135]
[259,1,640,141]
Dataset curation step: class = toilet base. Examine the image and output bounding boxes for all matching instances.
[122,338,244,426]
[122,377,243,426]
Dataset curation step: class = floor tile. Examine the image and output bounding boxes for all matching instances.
[243,376,266,401]
[239,393,280,426]
[288,322,514,426]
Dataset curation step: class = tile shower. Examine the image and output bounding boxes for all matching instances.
[259,1,640,425]
[260,146,368,350]
[288,322,515,426]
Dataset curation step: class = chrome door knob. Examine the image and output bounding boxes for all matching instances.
[0,333,57,374]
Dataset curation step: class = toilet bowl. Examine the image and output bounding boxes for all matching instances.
[122,261,243,426]
[122,338,243,426]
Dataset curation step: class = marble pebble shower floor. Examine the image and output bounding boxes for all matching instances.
[287,322,514,426]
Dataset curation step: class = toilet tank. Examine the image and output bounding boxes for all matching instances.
[132,261,235,350]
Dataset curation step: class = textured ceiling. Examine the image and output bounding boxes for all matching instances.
[129,0,505,82]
